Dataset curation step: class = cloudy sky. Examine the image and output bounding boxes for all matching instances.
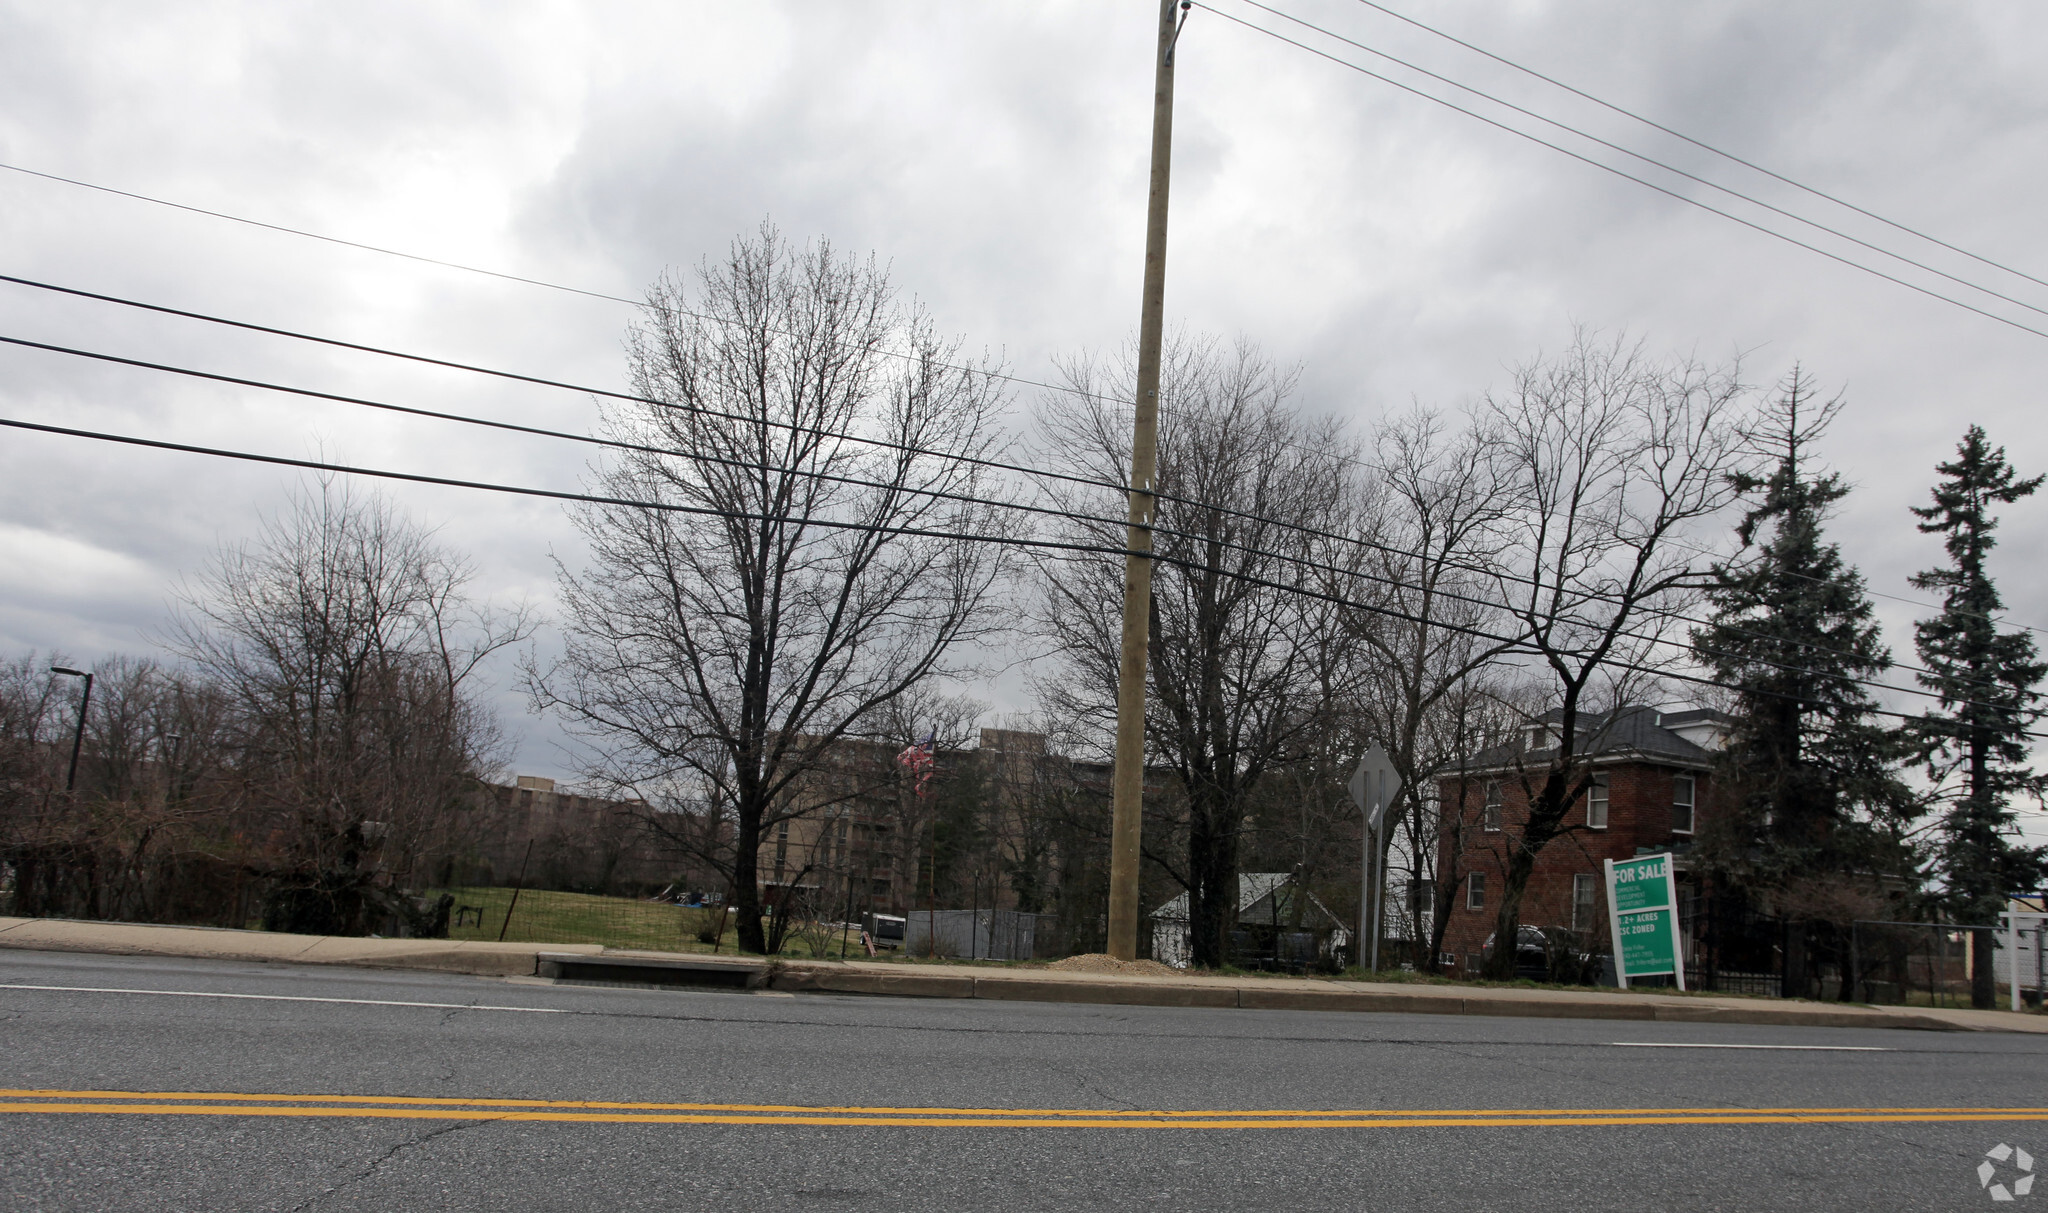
[3,0,2045,788]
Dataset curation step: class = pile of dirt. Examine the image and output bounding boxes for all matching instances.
[1048,953,1179,978]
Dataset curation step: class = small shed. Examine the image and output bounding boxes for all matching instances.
[1150,873,1351,970]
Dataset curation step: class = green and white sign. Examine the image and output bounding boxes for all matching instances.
[1604,853,1686,990]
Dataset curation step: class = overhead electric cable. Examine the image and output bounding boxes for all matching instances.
[5,126,2042,633]
[0,166,1102,406]
[8,172,2039,637]
[1221,0,2048,323]
[0,274,1128,498]
[1345,0,2048,296]
[6,414,2033,737]
[0,329,2016,718]
[0,330,1451,594]
[7,272,2032,683]
[1195,3,2048,346]
[0,163,641,308]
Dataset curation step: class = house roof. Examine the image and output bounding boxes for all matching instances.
[1151,873,1288,922]
[1150,874,1345,931]
[1452,705,1730,775]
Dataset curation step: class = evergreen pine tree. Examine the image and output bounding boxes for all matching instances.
[1910,425,2048,1008]
[1692,368,1906,903]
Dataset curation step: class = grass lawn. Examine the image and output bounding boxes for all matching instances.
[433,886,856,957]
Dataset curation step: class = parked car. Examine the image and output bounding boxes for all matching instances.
[1481,926,1552,980]
[1482,926,1601,983]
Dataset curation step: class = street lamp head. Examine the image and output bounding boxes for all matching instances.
[50,666,87,677]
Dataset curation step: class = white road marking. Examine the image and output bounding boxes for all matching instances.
[0,983,567,1013]
[1611,1042,1890,1051]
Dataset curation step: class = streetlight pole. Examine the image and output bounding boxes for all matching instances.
[50,666,93,793]
[1106,0,1190,963]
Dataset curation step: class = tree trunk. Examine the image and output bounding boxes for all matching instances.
[1484,775,1566,979]
[732,806,766,954]
[1972,927,1997,1011]
[1187,788,1237,969]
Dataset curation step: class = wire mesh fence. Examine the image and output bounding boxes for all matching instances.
[434,885,877,959]
[1848,921,1980,1007]
[901,909,1057,960]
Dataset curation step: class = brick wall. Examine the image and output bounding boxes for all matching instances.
[1435,762,1709,970]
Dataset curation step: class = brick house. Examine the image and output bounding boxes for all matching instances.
[1434,706,1730,975]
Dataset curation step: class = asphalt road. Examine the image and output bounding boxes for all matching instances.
[4,949,2044,1212]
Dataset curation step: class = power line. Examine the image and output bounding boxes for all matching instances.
[1344,0,2048,297]
[0,162,642,309]
[1196,3,2048,347]
[0,273,1128,500]
[0,330,1397,594]
[0,334,2025,724]
[7,269,2032,689]
[0,165,1103,406]
[8,412,2036,739]
[0,414,1101,559]
[4,316,2003,704]
[9,156,2036,639]
[1199,1,2048,638]
[1221,0,2048,325]
[6,123,2042,637]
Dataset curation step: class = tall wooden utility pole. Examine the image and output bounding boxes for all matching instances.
[1106,0,1187,961]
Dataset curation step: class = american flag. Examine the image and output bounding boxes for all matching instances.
[896,732,937,797]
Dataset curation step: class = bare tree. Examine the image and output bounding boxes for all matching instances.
[1035,334,1360,968]
[1338,406,1521,968]
[168,480,526,933]
[534,224,1013,954]
[1476,330,1747,978]
[1426,674,1549,969]
[3,652,247,923]
[0,654,86,916]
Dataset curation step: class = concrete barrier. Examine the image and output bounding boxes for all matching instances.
[538,952,767,989]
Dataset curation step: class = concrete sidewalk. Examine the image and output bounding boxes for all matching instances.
[6,915,2043,1034]
[0,915,597,977]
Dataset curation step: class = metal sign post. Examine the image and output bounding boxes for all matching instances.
[1604,853,1684,991]
[2000,909,2047,1012]
[1349,749,1401,972]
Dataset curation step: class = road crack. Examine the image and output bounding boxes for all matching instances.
[284,1116,484,1212]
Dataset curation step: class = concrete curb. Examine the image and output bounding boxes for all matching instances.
[767,960,1975,1031]
[1,916,2032,1033]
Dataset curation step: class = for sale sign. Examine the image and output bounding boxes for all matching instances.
[1604,853,1686,990]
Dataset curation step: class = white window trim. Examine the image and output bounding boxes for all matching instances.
[1466,872,1486,911]
[1482,782,1502,833]
[1586,772,1610,831]
[1572,872,1597,931]
[1672,774,1697,835]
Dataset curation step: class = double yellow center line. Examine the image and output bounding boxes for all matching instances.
[5,1090,2048,1129]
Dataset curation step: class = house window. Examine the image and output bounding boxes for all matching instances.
[1572,872,1597,931]
[1482,783,1502,832]
[1466,872,1486,910]
[1586,772,1609,830]
[1672,775,1696,834]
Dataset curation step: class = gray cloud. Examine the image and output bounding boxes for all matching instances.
[3,0,2046,794]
